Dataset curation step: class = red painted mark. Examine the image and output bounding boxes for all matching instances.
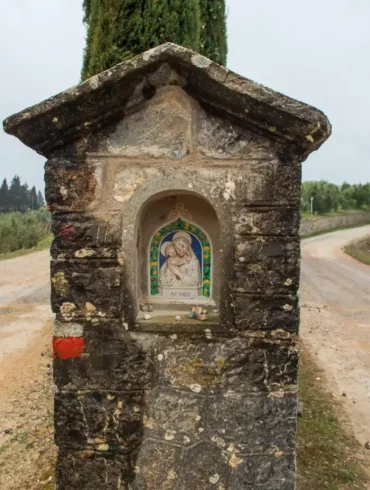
[53,337,85,360]
[60,225,75,242]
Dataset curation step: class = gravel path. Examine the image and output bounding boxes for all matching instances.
[0,249,55,489]
[0,249,51,361]
[300,225,370,446]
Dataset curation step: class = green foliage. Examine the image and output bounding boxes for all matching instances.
[81,0,227,80]
[37,190,45,208]
[199,0,227,65]
[0,175,45,213]
[301,181,370,215]
[0,210,51,255]
[344,236,370,265]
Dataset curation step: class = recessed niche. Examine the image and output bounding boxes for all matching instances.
[137,192,219,316]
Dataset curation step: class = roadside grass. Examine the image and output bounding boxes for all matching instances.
[36,460,55,489]
[301,222,370,239]
[344,235,370,266]
[296,344,369,489]
[0,233,52,261]
[301,210,368,220]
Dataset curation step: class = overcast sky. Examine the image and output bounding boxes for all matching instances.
[1,0,369,193]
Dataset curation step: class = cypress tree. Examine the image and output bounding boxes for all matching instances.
[0,178,9,212]
[9,175,22,211]
[37,191,45,208]
[29,186,39,210]
[81,0,226,81]
[199,0,227,65]
[141,0,200,54]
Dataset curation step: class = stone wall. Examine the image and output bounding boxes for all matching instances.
[300,212,370,237]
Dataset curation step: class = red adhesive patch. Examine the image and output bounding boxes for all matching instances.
[60,225,75,242]
[53,337,85,360]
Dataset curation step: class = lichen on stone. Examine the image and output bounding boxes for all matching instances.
[52,272,69,296]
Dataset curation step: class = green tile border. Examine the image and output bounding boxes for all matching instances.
[149,218,211,297]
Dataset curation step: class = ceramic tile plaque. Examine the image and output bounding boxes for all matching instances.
[149,217,212,301]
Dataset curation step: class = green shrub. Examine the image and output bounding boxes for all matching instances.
[0,210,51,255]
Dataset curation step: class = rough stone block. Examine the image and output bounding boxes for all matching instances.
[196,109,276,160]
[55,391,143,451]
[205,392,297,454]
[155,338,268,394]
[51,213,121,259]
[56,451,131,489]
[233,237,300,294]
[143,387,207,445]
[234,160,301,206]
[45,158,101,212]
[233,294,299,332]
[51,260,121,318]
[179,441,230,489]
[233,207,300,237]
[132,439,183,489]
[54,336,155,391]
[228,452,296,489]
[266,343,299,387]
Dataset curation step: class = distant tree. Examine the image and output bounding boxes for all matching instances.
[8,175,22,211]
[29,186,39,210]
[81,0,227,80]
[0,178,9,212]
[0,176,45,214]
[20,182,30,211]
[37,190,45,208]
[302,180,370,215]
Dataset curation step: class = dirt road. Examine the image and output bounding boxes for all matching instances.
[300,225,370,446]
[0,249,51,361]
[0,249,55,489]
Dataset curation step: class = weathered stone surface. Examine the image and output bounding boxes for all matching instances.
[154,337,296,392]
[233,237,300,294]
[233,294,299,332]
[45,159,102,212]
[206,393,297,453]
[55,392,143,451]
[54,336,155,391]
[265,343,299,387]
[141,386,297,455]
[132,439,183,489]
[228,452,296,489]
[143,387,207,445]
[233,207,300,237]
[179,442,230,489]
[196,106,276,160]
[56,451,132,489]
[51,260,121,318]
[233,160,302,206]
[51,213,121,259]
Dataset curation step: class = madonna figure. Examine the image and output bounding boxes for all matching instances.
[159,231,201,288]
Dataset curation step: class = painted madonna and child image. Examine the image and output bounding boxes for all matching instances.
[160,231,201,289]
[149,221,212,300]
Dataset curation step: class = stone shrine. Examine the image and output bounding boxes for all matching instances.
[3,43,331,489]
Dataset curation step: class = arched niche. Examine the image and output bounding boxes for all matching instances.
[137,192,219,309]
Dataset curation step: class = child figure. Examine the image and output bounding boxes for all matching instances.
[159,242,186,286]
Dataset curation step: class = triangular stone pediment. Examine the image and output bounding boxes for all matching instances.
[3,43,331,159]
